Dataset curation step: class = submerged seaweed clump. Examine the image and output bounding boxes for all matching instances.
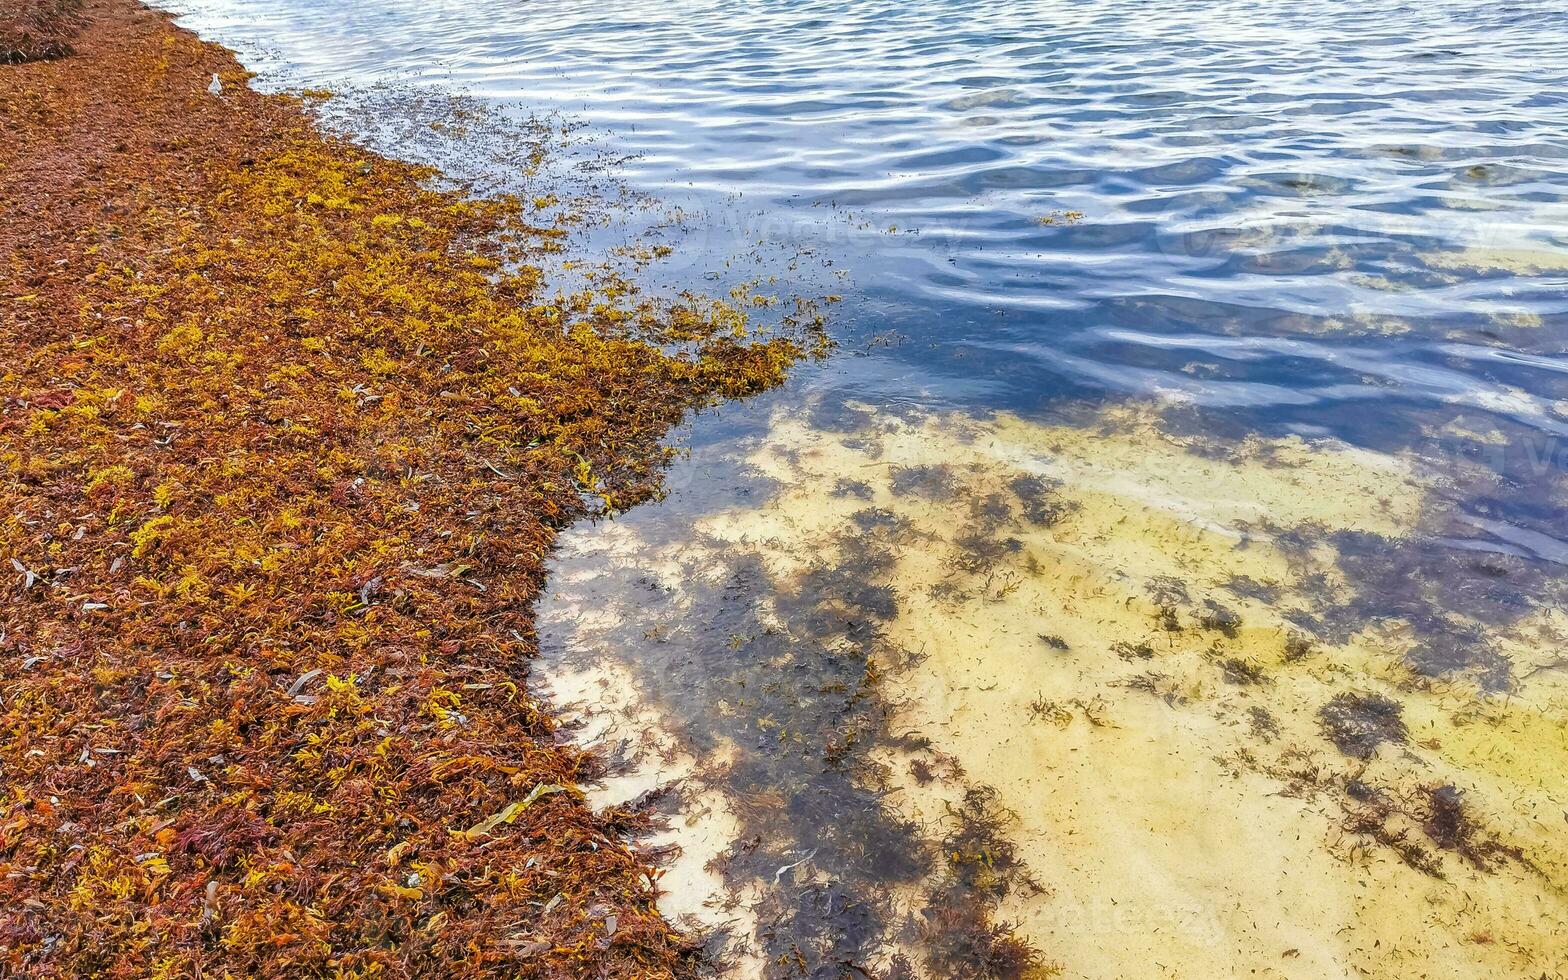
[1319,691,1407,759]
[0,1,806,975]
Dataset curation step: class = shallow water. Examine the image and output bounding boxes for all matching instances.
[160,0,1568,530]
[154,0,1568,976]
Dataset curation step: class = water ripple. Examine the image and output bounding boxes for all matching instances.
[157,0,1568,545]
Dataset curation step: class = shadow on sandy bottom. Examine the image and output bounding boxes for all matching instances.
[541,397,1568,980]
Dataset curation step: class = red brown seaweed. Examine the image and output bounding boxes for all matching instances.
[1,0,82,63]
[0,0,804,974]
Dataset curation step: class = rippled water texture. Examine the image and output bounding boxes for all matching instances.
[161,0,1568,447]
[154,0,1568,976]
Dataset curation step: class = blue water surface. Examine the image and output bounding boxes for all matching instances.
[159,0,1568,516]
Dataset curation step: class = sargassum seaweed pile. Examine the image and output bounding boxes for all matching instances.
[1,0,82,64]
[0,0,804,974]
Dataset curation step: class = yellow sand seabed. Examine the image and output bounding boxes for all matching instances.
[549,402,1568,978]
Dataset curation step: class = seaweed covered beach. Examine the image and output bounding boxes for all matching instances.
[1,0,83,64]
[0,0,809,973]
[8,0,1568,976]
